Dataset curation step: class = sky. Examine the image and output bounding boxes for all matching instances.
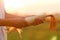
[4,0,60,16]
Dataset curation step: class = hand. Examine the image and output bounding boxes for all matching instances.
[30,17,44,26]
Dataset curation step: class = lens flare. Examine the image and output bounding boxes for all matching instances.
[51,36,57,40]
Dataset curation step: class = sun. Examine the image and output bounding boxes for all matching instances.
[4,0,28,13]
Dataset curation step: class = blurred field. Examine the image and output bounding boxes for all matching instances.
[7,22,60,40]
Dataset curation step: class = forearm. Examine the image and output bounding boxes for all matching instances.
[0,17,44,28]
[0,18,28,28]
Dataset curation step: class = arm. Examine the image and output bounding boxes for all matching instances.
[0,13,57,32]
[0,14,44,28]
[0,18,28,28]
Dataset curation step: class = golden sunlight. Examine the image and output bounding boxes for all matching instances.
[51,36,57,40]
[4,0,60,16]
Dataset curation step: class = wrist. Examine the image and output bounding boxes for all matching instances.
[25,16,37,25]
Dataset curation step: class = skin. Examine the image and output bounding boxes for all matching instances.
[0,13,57,32]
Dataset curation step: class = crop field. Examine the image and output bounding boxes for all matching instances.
[7,22,60,40]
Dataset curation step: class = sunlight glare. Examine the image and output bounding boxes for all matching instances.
[4,0,60,16]
[51,36,57,40]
